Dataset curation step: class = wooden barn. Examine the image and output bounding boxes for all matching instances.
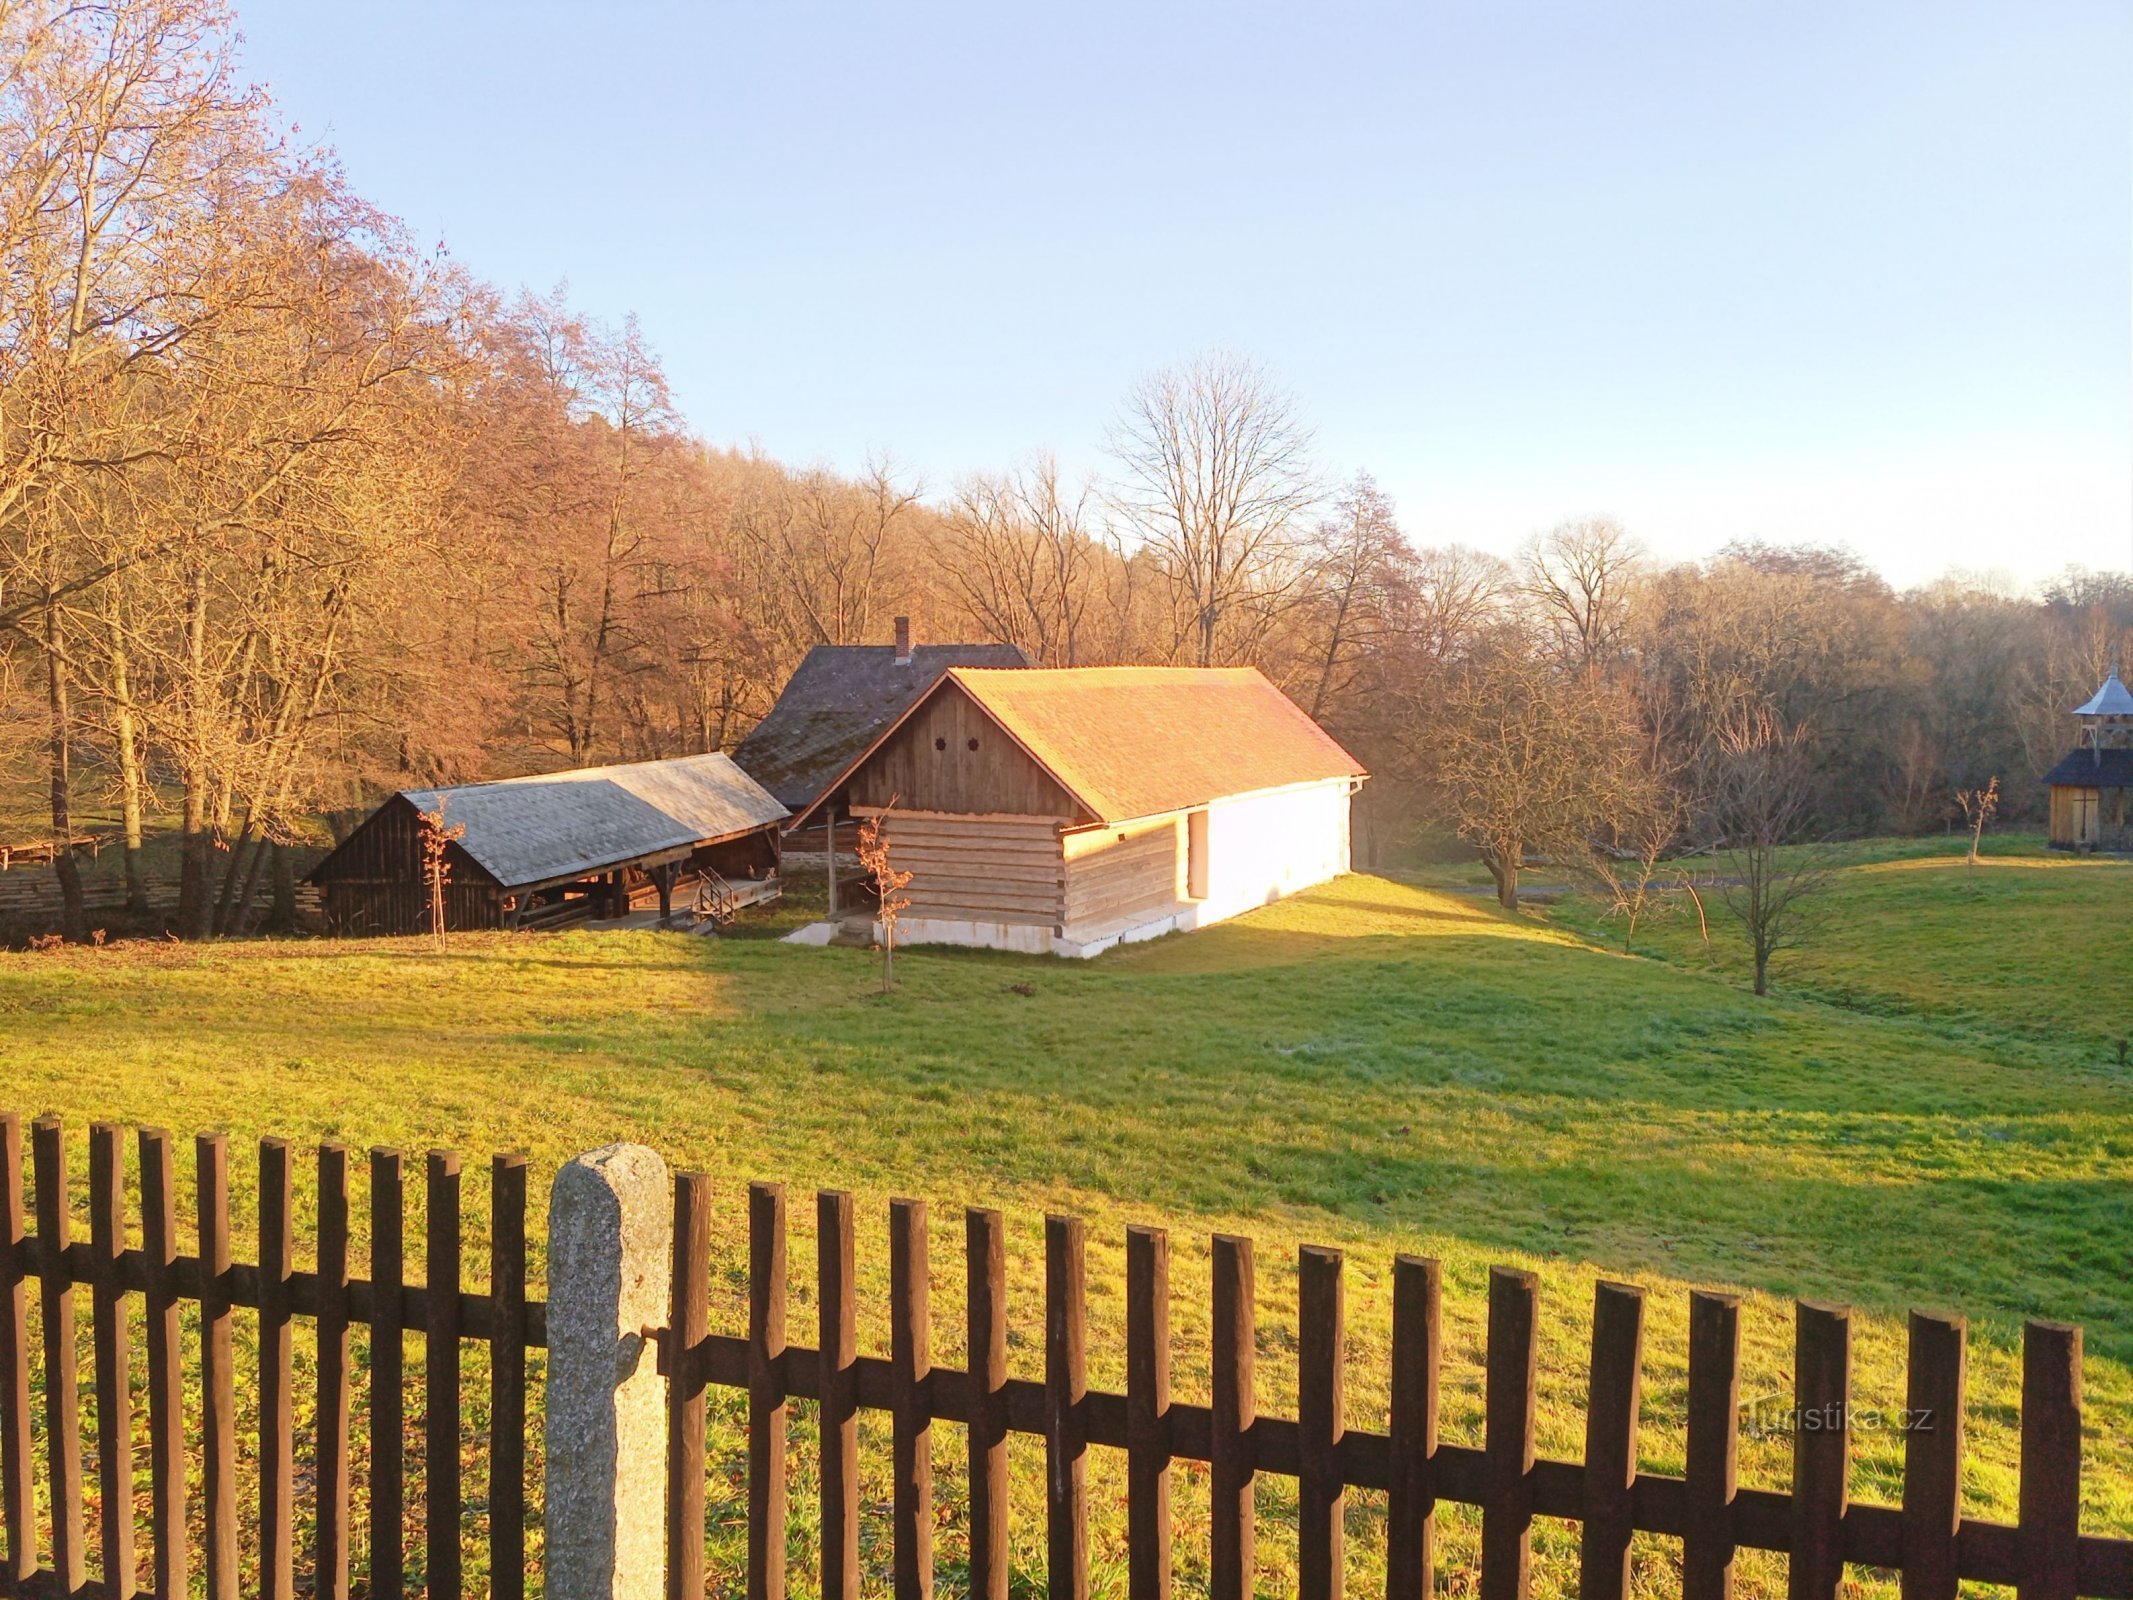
[786,666,1367,957]
[2044,667,2133,852]
[309,753,788,934]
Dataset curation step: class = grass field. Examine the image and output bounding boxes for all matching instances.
[2,840,2128,1597]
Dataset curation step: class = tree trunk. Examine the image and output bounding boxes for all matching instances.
[177,565,215,938]
[1752,943,1770,996]
[268,843,296,933]
[43,599,88,943]
[1485,849,1520,911]
[105,584,151,917]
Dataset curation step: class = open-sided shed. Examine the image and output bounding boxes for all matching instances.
[310,753,788,934]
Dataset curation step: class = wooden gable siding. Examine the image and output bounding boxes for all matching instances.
[313,796,506,934]
[846,682,1080,818]
[1062,815,1183,933]
[877,811,1065,927]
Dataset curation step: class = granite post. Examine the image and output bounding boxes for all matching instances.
[546,1143,671,1600]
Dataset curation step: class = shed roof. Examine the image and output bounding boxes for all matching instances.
[798,665,1366,827]
[397,752,787,890]
[2073,670,2133,717]
[2042,746,2133,789]
[732,642,1030,812]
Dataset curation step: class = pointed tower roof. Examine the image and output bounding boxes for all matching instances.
[2073,669,2133,717]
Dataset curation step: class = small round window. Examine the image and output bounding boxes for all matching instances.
[934,737,946,751]
[966,737,979,752]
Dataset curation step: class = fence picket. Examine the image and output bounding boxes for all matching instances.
[817,1190,859,1600]
[749,1182,788,1600]
[1299,1244,1346,1600]
[198,1134,236,1600]
[89,1123,138,1600]
[0,1115,29,1592]
[1210,1233,1256,1600]
[889,1198,933,1600]
[1685,1291,1742,1600]
[1125,1224,1171,1600]
[138,1129,186,1600]
[1900,1312,1966,1600]
[2017,1321,2082,1600]
[1482,1268,1538,1600]
[318,1143,354,1600]
[1580,1281,1644,1600]
[426,1150,463,1600]
[1387,1255,1441,1600]
[1046,1215,1089,1600]
[33,1116,86,1596]
[369,1147,406,1600]
[668,1171,710,1600]
[1790,1302,1852,1600]
[261,1138,296,1600]
[491,1153,529,1600]
[968,1208,1010,1600]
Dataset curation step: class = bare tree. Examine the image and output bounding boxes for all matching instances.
[1520,517,1645,669]
[1703,706,1833,996]
[1107,352,1318,665]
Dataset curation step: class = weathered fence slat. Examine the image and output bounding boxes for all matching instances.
[138,1129,186,1600]
[817,1189,859,1600]
[198,1134,237,1600]
[1046,1214,1090,1600]
[1580,1281,1645,1600]
[491,1153,529,1600]
[1125,1223,1172,1600]
[1685,1290,1743,1600]
[1790,1301,1852,1600]
[33,1116,86,1596]
[369,1147,406,1600]
[1901,1311,1967,1600]
[1387,1254,1441,1600]
[89,1122,138,1600]
[2018,1321,2083,1600]
[0,1116,30,1591]
[1299,1244,1346,1600]
[1210,1232,1256,1600]
[426,1150,463,1600]
[748,1182,789,1600]
[318,1143,354,1600]
[667,1171,710,1600]
[968,1207,1011,1600]
[261,1138,297,1600]
[889,1197,933,1600]
[1482,1267,1538,1600]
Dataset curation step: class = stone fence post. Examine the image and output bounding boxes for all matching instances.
[546,1144,671,1600]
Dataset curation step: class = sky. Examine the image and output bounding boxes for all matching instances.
[232,0,2133,589]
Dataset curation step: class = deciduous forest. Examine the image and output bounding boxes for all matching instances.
[5,0,2130,940]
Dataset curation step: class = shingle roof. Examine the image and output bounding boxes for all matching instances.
[732,642,1030,811]
[398,752,787,890]
[942,666,1366,823]
[2042,746,2133,788]
[2073,671,2133,717]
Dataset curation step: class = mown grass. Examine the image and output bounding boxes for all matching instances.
[0,852,2127,1598]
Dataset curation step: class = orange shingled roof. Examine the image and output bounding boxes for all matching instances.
[943,666,1366,823]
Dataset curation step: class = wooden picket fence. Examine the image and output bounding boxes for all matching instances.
[3,1113,2131,1600]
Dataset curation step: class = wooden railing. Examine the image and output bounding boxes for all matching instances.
[2,1113,2130,1600]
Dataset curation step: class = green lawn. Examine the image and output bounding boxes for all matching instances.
[1,850,2128,1598]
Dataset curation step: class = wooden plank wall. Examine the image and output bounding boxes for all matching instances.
[876,813,1065,928]
[1062,818,1183,935]
[314,799,505,935]
[849,687,1079,819]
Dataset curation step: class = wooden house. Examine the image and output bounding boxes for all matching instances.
[786,666,1367,957]
[732,617,1028,817]
[309,753,788,934]
[2044,667,2133,851]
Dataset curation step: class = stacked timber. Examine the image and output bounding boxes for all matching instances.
[1061,816,1183,934]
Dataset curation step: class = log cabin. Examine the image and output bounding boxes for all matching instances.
[309,753,788,933]
[2044,666,2133,852]
[785,666,1367,956]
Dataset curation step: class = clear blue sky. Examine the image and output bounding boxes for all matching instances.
[236,0,2132,587]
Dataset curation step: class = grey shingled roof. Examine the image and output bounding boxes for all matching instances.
[732,642,1029,811]
[2042,746,2133,789]
[400,753,787,890]
[2073,670,2133,717]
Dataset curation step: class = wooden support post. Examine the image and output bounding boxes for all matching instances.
[1298,1245,1346,1600]
[1210,1233,1255,1600]
[260,1139,295,1600]
[2016,1321,2082,1600]
[818,1192,859,1600]
[89,1123,137,1600]
[0,1115,30,1594]
[1790,1302,1852,1600]
[1046,1215,1089,1600]
[426,1150,462,1600]
[890,1198,933,1600]
[1900,1313,1966,1600]
[1387,1255,1441,1600]
[1125,1225,1172,1600]
[668,1172,710,1600]
[1581,1282,1645,1600]
[491,1154,529,1600]
[1685,1291,1742,1600]
[748,1183,788,1600]
[199,1135,237,1600]
[138,1130,186,1600]
[1481,1267,1538,1600]
[319,1144,354,1600]
[369,1148,406,1600]
[825,808,839,918]
[968,1209,1010,1600]
[34,1117,85,1597]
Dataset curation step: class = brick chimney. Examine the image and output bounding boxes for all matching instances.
[893,615,912,665]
